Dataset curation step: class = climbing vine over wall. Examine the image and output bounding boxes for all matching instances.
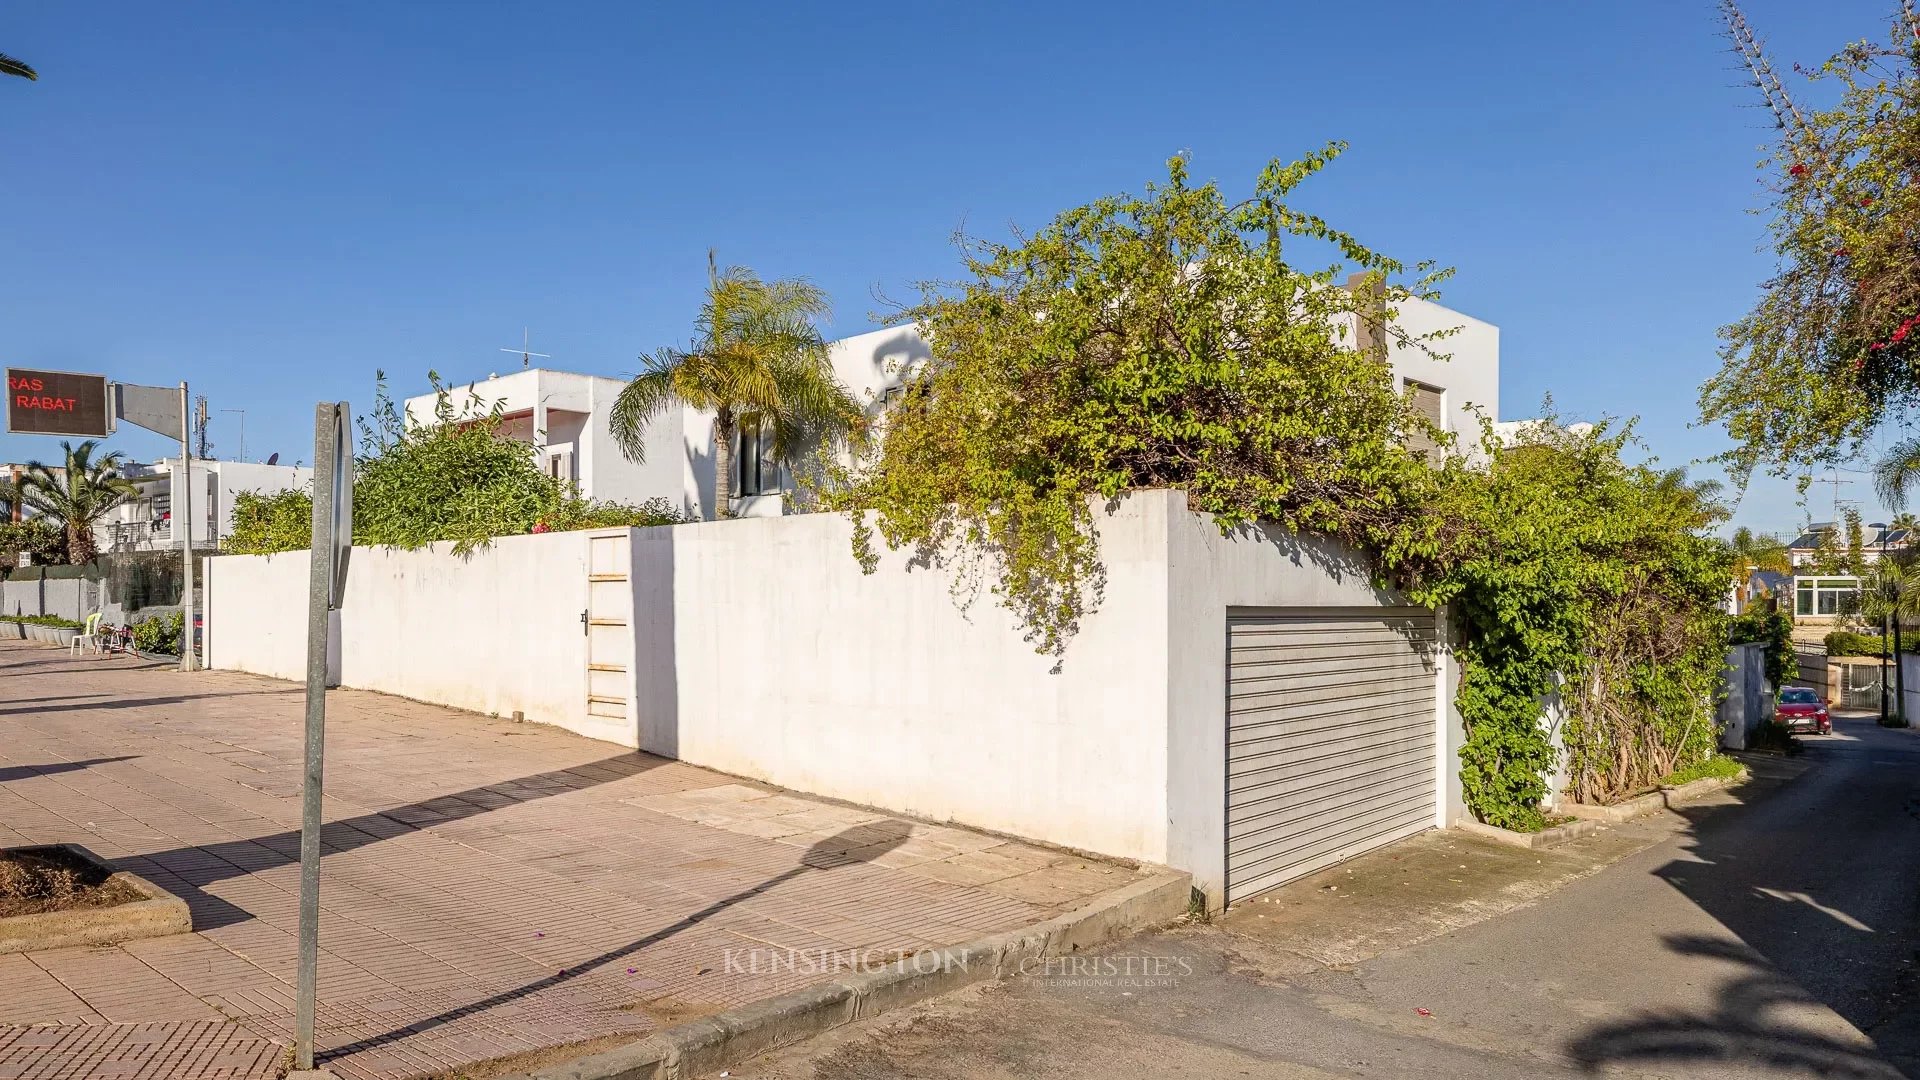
[827,150,1733,827]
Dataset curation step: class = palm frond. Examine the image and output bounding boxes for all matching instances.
[609,353,685,462]
[0,52,37,81]
[1876,436,1920,510]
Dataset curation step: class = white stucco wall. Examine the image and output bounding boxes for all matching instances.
[202,493,1456,907]
[1380,295,1500,445]
[204,531,602,737]
[629,494,1175,864]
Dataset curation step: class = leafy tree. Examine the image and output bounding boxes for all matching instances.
[0,53,34,81]
[612,252,863,519]
[227,374,691,556]
[828,146,1454,658]
[0,519,65,569]
[1845,507,1867,572]
[1726,526,1791,586]
[17,441,136,564]
[1701,2,1920,482]
[1812,526,1843,573]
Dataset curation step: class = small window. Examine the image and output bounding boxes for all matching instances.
[1403,379,1445,460]
[737,420,779,497]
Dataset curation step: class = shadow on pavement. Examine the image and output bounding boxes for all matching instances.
[1566,717,1920,1078]
[1567,934,1901,1078]
[315,820,915,1069]
[124,752,670,930]
[0,755,140,783]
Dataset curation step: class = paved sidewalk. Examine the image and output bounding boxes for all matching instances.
[0,641,1149,1080]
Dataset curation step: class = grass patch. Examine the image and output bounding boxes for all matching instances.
[1659,755,1744,787]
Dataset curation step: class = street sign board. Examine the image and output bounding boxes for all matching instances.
[326,402,353,610]
[6,368,111,437]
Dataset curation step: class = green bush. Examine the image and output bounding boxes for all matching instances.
[0,614,82,628]
[1659,755,1745,787]
[6,563,92,582]
[130,612,184,655]
[1823,630,1889,658]
[226,377,696,557]
[0,519,66,571]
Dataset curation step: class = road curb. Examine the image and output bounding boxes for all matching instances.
[512,869,1192,1080]
[1558,770,1748,824]
[1452,817,1605,850]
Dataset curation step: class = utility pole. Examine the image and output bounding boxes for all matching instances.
[193,396,211,460]
[500,327,551,371]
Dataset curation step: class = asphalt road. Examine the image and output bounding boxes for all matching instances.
[720,712,1920,1079]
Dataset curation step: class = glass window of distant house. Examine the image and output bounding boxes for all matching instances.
[1795,577,1860,617]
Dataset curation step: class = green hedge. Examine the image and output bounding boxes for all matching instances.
[0,614,83,628]
[1824,630,1891,658]
[6,563,92,582]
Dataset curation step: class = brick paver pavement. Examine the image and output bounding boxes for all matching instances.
[0,641,1150,1079]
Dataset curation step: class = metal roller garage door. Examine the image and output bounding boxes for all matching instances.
[1225,608,1439,904]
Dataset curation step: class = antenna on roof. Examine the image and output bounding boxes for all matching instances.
[500,328,552,371]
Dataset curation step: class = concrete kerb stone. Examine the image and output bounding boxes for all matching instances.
[515,869,1190,1080]
[1558,770,1749,825]
[1452,817,1605,851]
[0,843,192,955]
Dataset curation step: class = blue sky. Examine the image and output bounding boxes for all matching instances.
[0,1,1896,534]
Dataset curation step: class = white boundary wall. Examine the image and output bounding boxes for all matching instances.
[203,492,1457,908]
[203,530,620,740]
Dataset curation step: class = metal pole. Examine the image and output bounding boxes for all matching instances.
[294,404,337,1073]
[178,382,196,673]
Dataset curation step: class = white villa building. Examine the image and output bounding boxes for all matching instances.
[406,294,1501,521]
[95,458,313,553]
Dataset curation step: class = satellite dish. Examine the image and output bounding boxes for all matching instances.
[266,452,280,465]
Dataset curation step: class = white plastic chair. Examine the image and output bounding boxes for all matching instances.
[70,612,103,657]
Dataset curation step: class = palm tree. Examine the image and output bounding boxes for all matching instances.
[0,53,36,81]
[18,441,136,563]
[1727,526,1791,587]
[612,252,862,519]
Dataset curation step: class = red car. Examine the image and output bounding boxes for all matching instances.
[1777,687,1833,735]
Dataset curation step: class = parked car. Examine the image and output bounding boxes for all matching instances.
[1777,687,1833,735]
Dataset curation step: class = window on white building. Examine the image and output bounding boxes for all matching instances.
[1795,576,1860,617]
[736,419,779,497]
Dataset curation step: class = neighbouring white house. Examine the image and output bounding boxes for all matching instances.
[94,458,313,553]
[408,293,1501,521]
[1779,520,1916,633]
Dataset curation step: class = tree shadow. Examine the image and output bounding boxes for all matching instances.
[1567,934,1901,1078]
[120,752,668,931]
[0,755,141,784]
[314,819,916,1068]
[0,689,294,716]
[1565,725,1920,1077]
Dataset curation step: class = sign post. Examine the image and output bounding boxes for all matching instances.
[8,370,198,671]
[177,382,195,673]
[294,402,352,1078]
